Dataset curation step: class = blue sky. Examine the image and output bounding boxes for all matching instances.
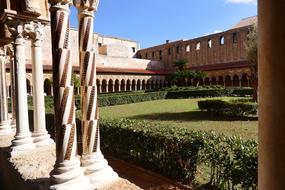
[70,0,257,48]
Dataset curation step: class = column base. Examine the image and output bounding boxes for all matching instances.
[10,120,16,128]
[50,158,89,190]
[32,132,55,147]
[81,151,119,189]
[11,133,35,155]
[0,122,13,136]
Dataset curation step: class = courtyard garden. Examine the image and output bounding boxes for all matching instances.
[26,87,258,189]
[99,98,257,140]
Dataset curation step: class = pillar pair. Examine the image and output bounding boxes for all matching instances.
[49,1,117,189]
[4,20,54,153]
[0,46,12,135]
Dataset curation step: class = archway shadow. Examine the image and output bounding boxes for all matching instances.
[128,111,258,122]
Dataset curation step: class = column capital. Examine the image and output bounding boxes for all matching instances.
[0,46,6,57]
[24,21,45,47]
[74,0,99,16]
[49,0,72,12]
[49,0,72,6]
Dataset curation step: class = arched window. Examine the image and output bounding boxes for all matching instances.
[196,42,201,50]
[208,39,212,48]
[186,45,190,52]
[220,36,225,45]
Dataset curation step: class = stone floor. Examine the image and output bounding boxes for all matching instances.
[0,134,191,190]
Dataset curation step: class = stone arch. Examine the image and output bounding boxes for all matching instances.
[204,77,210,86]
[26,78,32,95]
[218,76,224,86]
[211,76,217,85]
[137,79,141,91]
[96,79,101,93]
[102,79,107,93]
[108,79,114,93]
[44,78,52,96]
[198,78,204,86]
[225,75,232,87]
[142,79,146,90]
[131,79,136,91]
[126,79,131,91]
[121,79,126,91]
[233,75,240,87]
[241,74,250,87]
[151,80,155,89]
[115,79,120,92]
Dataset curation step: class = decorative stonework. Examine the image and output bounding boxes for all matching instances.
[49,1,89,189]
[75,0,118,188]
[8,23,35,154]
[25,21,55,147]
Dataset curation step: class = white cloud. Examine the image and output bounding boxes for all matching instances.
[226,0,257,4]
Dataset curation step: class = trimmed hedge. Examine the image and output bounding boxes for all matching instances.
[100,119,258,189]
[198,99,257,117]
[42,88,253,109]
[98,91,167,107]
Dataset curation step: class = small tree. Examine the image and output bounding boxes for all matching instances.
[245,25,258,102]
[193,71,207,87]
[71,73,81,88]
[173,59,187,71]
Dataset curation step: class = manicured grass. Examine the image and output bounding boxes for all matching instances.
[100,97,258,140]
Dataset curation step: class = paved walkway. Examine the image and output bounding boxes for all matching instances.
[107,157,192,190]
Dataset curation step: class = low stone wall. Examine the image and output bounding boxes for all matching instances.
[0,134,54,190]
[0,134,141,190]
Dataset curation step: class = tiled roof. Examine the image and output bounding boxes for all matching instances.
[231,16,257,29]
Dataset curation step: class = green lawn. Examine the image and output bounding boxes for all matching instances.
[100,97,258,140]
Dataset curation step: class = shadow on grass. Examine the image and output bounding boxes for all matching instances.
[128,111,258,122]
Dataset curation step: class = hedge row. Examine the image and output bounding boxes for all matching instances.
[198,99,258,117]
[100,119,258,189]
[40,88,253,109]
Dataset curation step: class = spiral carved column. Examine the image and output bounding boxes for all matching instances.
[74,0,118,188]
[49,1,88,189]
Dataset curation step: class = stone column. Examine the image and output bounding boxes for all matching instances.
[0,46,12,135]
[49,1,88,189]
[75,0,118,188]
[29,22,54,147]
[111,84,115,92]
[259,0,285,189]
[118,83,121,92]
[98,84,102,93]
[7,47,16,128]
[10,23,34,153]
[105,84,108,93]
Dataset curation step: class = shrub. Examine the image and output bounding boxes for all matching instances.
[198,99,257,117]
[93,91,167,107]
[100,118,258,189]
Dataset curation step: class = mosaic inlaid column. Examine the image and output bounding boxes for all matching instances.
[0,46,12,135]
[29,22,54,147]
[10,23,34,153]
[74,0,118,188]
[49,1,88,189]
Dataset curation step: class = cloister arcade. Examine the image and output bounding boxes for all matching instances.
[4,71,252,98]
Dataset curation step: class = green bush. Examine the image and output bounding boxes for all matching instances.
[198,99,257,117]
[77,91,167,108]
[100,118,258,189]
[41,88,253,110]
